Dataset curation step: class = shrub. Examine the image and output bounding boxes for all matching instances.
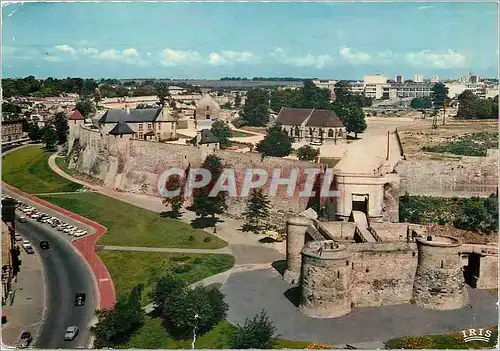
[306,343,331,349]
[231,310,277,349]
[203,236,212,242]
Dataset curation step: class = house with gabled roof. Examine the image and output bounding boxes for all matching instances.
[98,106,177,142]
[275,107,346,144]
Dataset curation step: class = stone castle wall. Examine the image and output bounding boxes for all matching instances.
[396,157,498,198]
[70,125,321,219]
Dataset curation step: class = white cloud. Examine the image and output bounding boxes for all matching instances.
[161,48,203,66]
[207,51,260,66]
[54,44,76,56]
[271,47,333,69]
[45,56,63,62]
[96,49,121,60]
[122,48,139,57]
[339,47,372,64]
[81,47,99,55]
[419,5,433,10]
[404,49,466,69]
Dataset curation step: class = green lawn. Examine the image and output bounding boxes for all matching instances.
[386,327,498,349]
[230,130,254,138]
[119,317,312,349]
[2,145,82,194]
[54,156,78,176]
[98,251,235,302]
[39,192,227,249]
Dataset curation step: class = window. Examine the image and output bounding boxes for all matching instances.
[206,114,210,120]
[294,127,299,137]
[328,129,334,137]
[365,268,369,273]
[337,271,340,278]
[147,123,152,130]
[440,260,444,268]
[337,129,343,137]
[138,132,143,140]
[309,128,313,136]
[138,124,143,131]
[206,106,210,111]
[158,123,161,130]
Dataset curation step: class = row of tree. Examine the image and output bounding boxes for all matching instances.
[456,91,498,119]
[410,96,433,109]
[27,112,69,150]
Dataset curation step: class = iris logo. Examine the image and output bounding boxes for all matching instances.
[461,328,492,343]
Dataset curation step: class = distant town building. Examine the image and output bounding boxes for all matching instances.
[363,74,388,99]
[349,81,365,96]
[275,107,346,144]
[99,106,177,141]
[388,82,436,98]
[1,120,24,142]
[414,74,424,83]
[445,81,499,99]
[312,79,337,95]
[430,75,440,83]
[394,75,404,83]
[195,95,221,131]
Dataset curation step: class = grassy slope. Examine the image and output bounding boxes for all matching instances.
[54,156,77,176]
[38,192,227,248]
[2,145,82,194]
[98,251,235,301]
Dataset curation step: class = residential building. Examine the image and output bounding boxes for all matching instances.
[414,74,424,83]
[445,81,499,99]
[99,106,177,141]
[431,75,440,83]
[312,79,337,94]
[1,120,24,142]
[194,95,221,131]
[470,75,480,84]
[349,81,365,95]
[275,107,346,144]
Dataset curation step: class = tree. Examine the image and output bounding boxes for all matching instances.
[296,145,320,161]
[242,88,270,126]
[156,83,171,107]
[256,124,292,157]
[333,81,352,105]
[149,274,186,317]
[75,98,95,118]
[231,310,277,349]
[491,95,499,119]
[162,174,185,218]
[242,189,271,233]
[192,155,228,220]
[53,112,69,144]
[335,102,367,138]
[91,285,145,348]
[431,83,449,125]
[410,96,432,109]
[27,123,42,141]
[234,93,241,107]
[42,125,58,150]
[211,121,232,148]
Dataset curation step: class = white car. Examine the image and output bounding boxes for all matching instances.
[18,216,27,223]
[64,326,79,341]
[22,240,31,248]
[14,233,23,241]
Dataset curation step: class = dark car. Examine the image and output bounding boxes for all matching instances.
[74,293,86,306]
[17,331,32,348]
[40,241,50,250]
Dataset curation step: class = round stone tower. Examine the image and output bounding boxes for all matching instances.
[412,235,469,310]
[300,240,353,318]
[284,216,312,284]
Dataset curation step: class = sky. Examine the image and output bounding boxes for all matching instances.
[2,1,498,80]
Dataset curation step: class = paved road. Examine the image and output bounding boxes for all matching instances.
[15,218,97,348]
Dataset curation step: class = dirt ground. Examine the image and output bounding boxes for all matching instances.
[397,115,498,160]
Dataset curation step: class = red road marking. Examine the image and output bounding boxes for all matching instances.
[3,183,116,310]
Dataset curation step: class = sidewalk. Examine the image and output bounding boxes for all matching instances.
[1,244,45,347]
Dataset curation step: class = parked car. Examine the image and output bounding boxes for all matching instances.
[17,331,32,348]
[22,240,30,247]
[24,245,35,254]
[40,241,50,250]
[64,326,79,341]
[18,216,27,223]
[74,293,86,306]
[14,233,23,241]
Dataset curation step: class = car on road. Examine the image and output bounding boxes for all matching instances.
[22,240,30,247]
[17,331,32,348]
[64,326,79,341]
[24,245,35,254]
[74,293,86,306]
[15,233,23,241]
[18,216,27,223]
[40,241,50,250]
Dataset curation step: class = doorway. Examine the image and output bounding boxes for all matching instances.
[352,194,369,215]
[463,253,481,288]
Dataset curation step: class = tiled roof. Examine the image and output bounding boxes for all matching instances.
[68,110,84,120]
[99,108,161,124]
[305,109,344,128]
[275,107,312,126]
[108,121,136,135]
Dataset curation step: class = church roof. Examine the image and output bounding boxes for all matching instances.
[196,95,220,112]
[100,108,161,124]
[276,107,344,128]
[109,121,136,135]
[68,109,84,121]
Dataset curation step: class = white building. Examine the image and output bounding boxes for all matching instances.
[364,74,388,99]
[312,79,337,92]
[414,74,424,83]
[349,81,365,95]
[394,75,404,83]
[430,76,440,83]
